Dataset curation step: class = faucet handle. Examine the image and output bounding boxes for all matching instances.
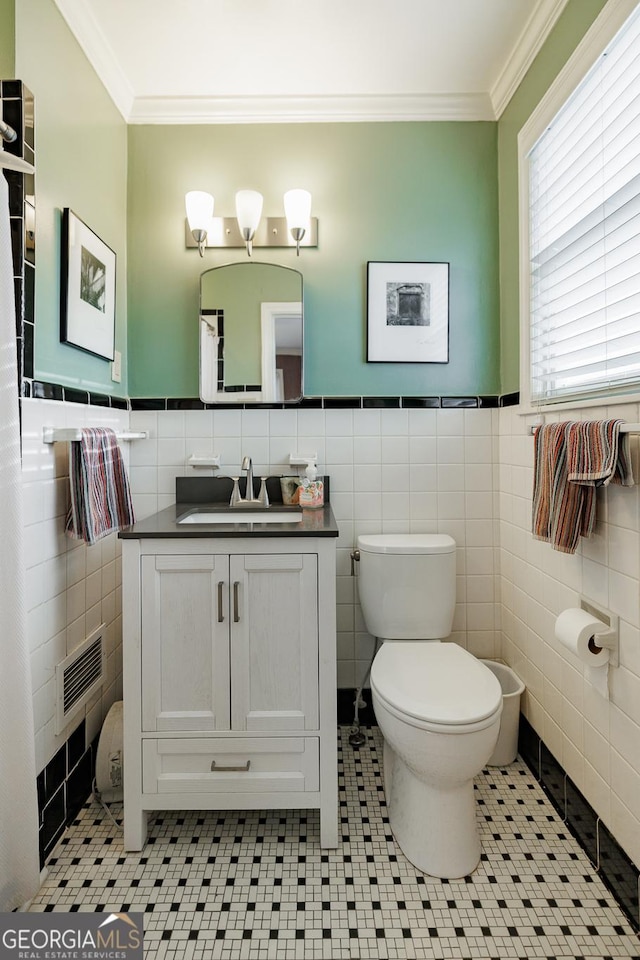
[258,477,269,507]
[230,477,241,506]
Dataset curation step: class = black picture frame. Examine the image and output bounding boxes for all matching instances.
[60,208,116,360]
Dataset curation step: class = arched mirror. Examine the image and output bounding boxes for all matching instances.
[199,262,303,403]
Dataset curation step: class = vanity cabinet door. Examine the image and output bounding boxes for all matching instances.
[141,554,231,732]
[230,554,319,732]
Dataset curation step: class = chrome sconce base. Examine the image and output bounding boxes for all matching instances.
[185,216,318,253]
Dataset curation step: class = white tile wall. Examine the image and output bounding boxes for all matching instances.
[21,399,129,774]
[498,401,640,868]
[21,397,640,871]
[129,406,500,688]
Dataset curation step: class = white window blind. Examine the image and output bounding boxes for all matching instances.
[528,4,640,403]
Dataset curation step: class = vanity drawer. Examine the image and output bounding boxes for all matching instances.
[142,737,319,794]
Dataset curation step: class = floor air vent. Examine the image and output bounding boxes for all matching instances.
[55,624,106,734]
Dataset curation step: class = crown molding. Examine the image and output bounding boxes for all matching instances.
[127,92,495,125]
[53,0,134,120]
[490,0,570,118]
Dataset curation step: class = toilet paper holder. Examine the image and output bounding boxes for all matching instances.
[579,597,619,666]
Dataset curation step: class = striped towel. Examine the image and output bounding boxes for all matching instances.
[66,427,135,545]
[532,420,633,554]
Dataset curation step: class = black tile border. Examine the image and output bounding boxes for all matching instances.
[28,380,128,408]
[126,393,519,412]
[28,391,520,412]
[400,396,440,408]
[64,387,89,405]
[37,718,96,868]
[3,80,34,400]
[128,397,165,410]
[598,820,640,927]
[441,396,478,408]
[518,715,639,931]
[362,397,401,408]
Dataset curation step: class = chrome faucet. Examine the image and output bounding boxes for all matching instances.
[230,456,267,507]
[241,455,255,502]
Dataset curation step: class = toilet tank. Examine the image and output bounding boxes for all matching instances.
[357,534,457,640]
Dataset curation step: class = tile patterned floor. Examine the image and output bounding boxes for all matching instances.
[28,727,640,959]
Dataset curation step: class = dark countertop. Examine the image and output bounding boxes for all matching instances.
[118,501,339,539]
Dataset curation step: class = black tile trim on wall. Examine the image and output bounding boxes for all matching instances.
[36,718,98,868]
[128,393,517,411]
[29,380,129,408]
[2,79,35,401]
[25,389,520,411]
[518,715,640,932]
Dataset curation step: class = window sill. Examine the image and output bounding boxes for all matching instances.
[517,391,640,418]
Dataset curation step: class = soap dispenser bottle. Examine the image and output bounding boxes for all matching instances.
[299,462,324,508]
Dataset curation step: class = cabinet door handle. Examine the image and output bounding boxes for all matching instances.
[233,581,240,622]
[217,581,224,622]
[210,760,251,772]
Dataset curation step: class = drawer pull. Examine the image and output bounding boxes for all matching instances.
[233,581,240,622]
[217,581,224,622]
[210,760,251,773]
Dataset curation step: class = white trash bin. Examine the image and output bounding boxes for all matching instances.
[481,660,525,766]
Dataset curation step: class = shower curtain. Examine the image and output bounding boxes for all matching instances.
[0,172,40,908]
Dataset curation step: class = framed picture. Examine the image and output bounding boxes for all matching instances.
[367,261,449,363]
[60,208,116,360]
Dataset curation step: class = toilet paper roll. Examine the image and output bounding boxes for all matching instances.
[555,608,611,666]
[555,608,611,698]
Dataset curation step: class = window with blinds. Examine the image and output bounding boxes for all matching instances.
[528,4,640,404]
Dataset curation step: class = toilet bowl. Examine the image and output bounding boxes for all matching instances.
[370,642,502,878]
[357,533,503,879]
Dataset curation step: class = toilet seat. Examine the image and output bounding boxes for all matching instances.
[371,643,502,734]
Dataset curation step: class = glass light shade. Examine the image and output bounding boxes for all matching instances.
[235,190,263,236]
[284,189,312,230]
[185,191,214,232]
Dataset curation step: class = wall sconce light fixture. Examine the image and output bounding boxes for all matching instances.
[184,189,317,256]
[185,190,214,257]
[284,189,312,256]
[235,190,263,257]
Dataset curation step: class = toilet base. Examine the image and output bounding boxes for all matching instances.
[383,740,481,879]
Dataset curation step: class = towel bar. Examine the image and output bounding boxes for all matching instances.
[529,422,640,436]
[43,427,149,443]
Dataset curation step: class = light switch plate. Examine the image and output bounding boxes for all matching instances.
[111,350,122,383]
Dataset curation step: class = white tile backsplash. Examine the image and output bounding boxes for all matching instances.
[129,405,500,693]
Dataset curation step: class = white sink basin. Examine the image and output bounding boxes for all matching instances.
[178,510,303,524]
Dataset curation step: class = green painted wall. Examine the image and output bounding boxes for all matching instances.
[127,122,499,398]
[497,0,609,394]
[15,0,128,396]
[8,0,617,400]
[0,0,15,76]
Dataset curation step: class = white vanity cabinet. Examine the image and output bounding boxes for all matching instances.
[121,535,337,852]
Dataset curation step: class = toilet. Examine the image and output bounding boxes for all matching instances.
[357,533,502,879]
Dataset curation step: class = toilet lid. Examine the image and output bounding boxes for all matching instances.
[357,533,456,555]
[370,643,502,726]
